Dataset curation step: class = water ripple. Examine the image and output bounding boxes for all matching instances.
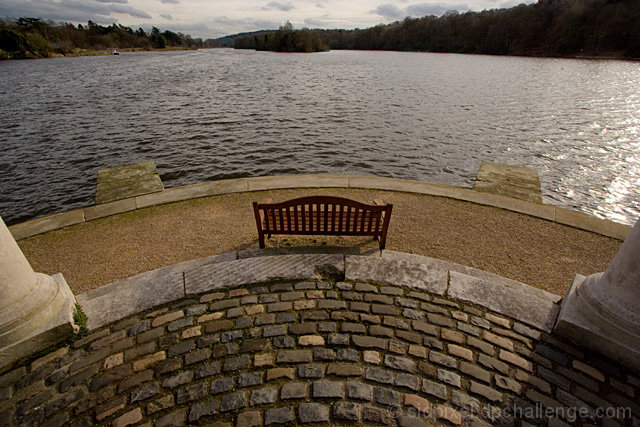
[0,50,639,226]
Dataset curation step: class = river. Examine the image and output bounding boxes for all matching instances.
[0,48,638,226]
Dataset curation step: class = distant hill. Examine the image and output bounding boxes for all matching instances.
[214,30,276,47]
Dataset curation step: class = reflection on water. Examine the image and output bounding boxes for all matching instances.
[0,49,638,225]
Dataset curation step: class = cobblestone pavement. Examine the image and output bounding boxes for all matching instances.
[1,279,639,426]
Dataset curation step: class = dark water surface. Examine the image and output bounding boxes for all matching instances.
[1,49,638,226]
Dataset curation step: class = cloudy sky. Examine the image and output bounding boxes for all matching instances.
[0,0,533,39]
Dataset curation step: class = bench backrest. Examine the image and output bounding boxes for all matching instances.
[253,196,392,237]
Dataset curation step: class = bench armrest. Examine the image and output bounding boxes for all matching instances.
[257,198,273,226]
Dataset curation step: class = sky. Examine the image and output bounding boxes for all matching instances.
[0,0,534,39]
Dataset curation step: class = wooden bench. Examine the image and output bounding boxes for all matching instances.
[253,196,393,250]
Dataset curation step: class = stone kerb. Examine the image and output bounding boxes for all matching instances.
[76,251,561,334]
[8,175,633,240]
[184,254,346,296]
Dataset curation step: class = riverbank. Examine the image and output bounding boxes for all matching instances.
[0,45,199,61]
[17,187,621,296]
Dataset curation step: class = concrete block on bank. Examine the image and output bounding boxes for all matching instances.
[135,179,250,209]
[347,176,458,198]
[96,161,164,204]
[185,254,345,296]
[9,209,85,240]
[473,161,542,203]
[246,175,350,191]
[84,198,137,221]
[447,271,560,332]
[555,207,631,240]
[345,255,448,296]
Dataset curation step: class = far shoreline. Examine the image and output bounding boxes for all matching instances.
[0,45,201,61]
[3,46,637,63]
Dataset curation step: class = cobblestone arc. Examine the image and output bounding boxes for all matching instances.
[1,279,639,426]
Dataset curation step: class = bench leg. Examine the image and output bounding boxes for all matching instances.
[258,232,265,248]
[378,234,387,251]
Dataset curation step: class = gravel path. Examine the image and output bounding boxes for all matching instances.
[18,188,621,295]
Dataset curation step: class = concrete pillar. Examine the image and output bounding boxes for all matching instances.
[555,218,640,373]
[0,216,77,369]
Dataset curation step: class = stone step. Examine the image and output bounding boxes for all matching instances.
[473,161,542,203]
[95,161,164,204]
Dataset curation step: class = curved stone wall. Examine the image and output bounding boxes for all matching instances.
[9,175,632,241]
[1,276,638,426]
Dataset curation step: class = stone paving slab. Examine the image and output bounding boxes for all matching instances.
[135,179,249,209]
[555,207,632,240]
[78,271,183,331]
[246,174,350,191]
[83,198,137,221]
[454,186,556,222]
[447,271,561,333]
[78,252,237,330]
[8,208,85,241]
[238,245,378,259]
[345,255,449,296]
[3,278,639,427]
[382,250,531,288]
[184,254,345,296]
[347,175,459,199]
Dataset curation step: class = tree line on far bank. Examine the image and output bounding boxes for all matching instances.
[234,22,328,52]
[234,0,640,58]
[0,18,217,59]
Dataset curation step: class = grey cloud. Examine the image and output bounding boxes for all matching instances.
[405,2,469,17]
[160,14,173,20]
[372,4,405,19]
[372,2,470,19]
[0,0,151,22]
[162,17,281,39]
[304,17,326,26]
[263,1,295,11]
[500,0,532,7]
[303,15,341,27]
[160,0,180,4]
[110,3,151,18]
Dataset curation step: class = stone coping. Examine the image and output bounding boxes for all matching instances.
[77,250,560,334]
[2,268,639,426]
[9,175,633,241]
